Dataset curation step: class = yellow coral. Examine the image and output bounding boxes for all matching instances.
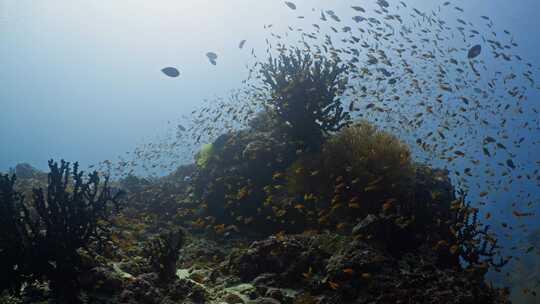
[323,120,414,185]
[194,143,214,168]
[281,120,416,228]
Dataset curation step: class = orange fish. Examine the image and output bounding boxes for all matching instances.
[342,268,354,275]
[328,281,340,290]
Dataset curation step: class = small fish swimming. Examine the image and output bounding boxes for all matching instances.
[161,67,180,77]
[376,0,390,8]
[467,44,482,59]
[351,6,365,13]
[239,40,246,49]
[352,16,366,23]
[284,1,296,10]
[506,159,516,169]
[206,52,218,65]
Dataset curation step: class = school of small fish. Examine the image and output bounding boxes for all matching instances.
[104,1,540,285]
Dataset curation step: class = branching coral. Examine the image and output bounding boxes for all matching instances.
[143,228,185,285]
[0,175,27,294]
[451,193,509,272]
[0,160,123,302]
[259,47,350,152]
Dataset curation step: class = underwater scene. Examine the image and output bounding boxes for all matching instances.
[2,0,540,303]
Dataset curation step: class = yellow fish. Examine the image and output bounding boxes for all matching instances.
[328,280,340,290]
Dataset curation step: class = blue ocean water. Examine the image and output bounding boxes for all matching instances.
[1,0,540,301]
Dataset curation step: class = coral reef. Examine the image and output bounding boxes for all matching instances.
[0,50,512,304]
[0,155,510,303]
[191,117,464,254]
[227,233,509,303]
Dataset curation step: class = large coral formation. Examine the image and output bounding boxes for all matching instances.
[183,52,508,304]
[192,117,457,249]
[277,121,417,232]
[191,50,430,237]
[191,128,298,235]
[259,48,350,152]
[176,106,508,303]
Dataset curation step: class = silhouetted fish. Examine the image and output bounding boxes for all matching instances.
[284,1,296,10]
[161,67,179,77]
[467,44,482,59]
[376,0,390,8]
[206,52,218,65]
